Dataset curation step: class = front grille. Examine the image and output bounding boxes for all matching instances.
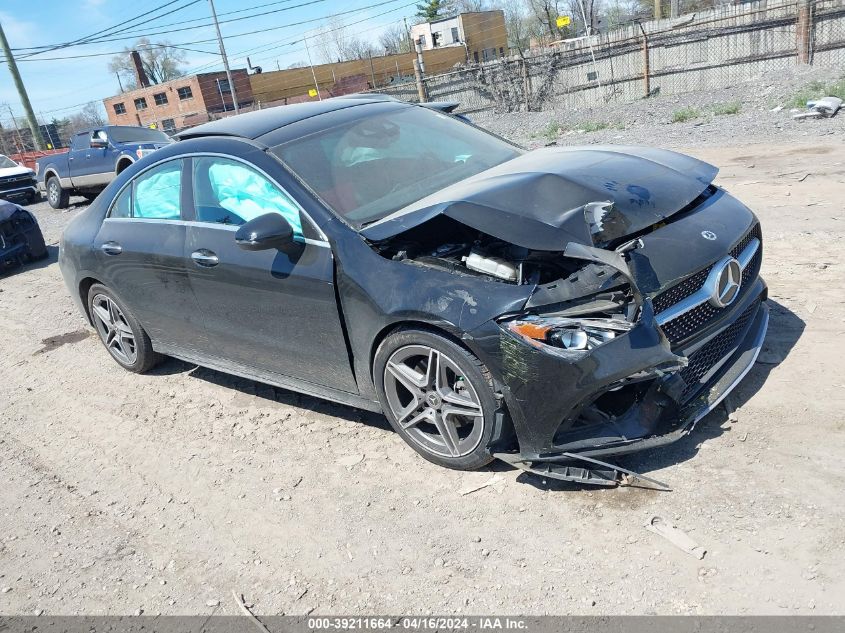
[679,300,759,400]
[652,267,709,314]
[653,223,762,344]
[0,175,36,193]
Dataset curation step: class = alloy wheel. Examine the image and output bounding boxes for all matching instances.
[383,344,484,458]
[48,181,59,205]
[91,294,137,365]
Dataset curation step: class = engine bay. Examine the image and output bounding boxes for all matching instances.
[371,215,586,286]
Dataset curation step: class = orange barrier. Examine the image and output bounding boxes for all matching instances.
[10,149,67,172]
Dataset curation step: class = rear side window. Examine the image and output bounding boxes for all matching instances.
[191,156,303,239]
[111,187,132,218]
[108,159,182,220]
[71,132,90,150]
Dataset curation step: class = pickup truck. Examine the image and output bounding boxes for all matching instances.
[36,125,172,209]
[0,154,39,205]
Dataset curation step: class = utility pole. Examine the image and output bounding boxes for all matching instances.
[0,20,44,150]
[208,0,240,114]
[303,37,322,100]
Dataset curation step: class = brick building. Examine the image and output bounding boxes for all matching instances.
[410,10,508,62]
[103,67,253,133]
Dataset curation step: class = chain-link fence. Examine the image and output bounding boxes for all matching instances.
[375,0,845,118]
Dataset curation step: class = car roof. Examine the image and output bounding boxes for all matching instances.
[175,96,396,142]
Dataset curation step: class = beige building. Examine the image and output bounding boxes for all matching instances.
[410,10,508,63]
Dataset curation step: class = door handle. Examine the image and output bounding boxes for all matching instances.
[191,249,219,267]
[100,241,122,255]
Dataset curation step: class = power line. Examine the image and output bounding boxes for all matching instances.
[17,0,203,58]
[16,0,332,54]
[186,0,418,74]
[3,0,416,66]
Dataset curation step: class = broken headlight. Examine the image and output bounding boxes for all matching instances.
[504,316,633,352]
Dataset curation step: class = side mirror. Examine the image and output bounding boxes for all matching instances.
[235,213,294,251]
[90,139,108,149]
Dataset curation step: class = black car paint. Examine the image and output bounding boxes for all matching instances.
[60,98,767,467]
[1,201,47,271]
[360,146,719,251]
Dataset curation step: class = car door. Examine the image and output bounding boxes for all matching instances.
[83,128,115,187]
[92,158,203,350]
[183,154,358,394]
[66,131,90,185]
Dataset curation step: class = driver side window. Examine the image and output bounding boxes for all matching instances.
[191,156,303,239]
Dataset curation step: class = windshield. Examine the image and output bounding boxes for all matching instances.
[272,106,521,227]
[108,127,171,144]
[0,155,18,169]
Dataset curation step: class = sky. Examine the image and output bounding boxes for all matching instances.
[0,0,419,124]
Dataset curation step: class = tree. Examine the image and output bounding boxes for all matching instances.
[502,0,532,55]
[379,23,411,55]
[416,0,448,20]
[81,102,106,127]
[108,38,187,90]
[314,16,381,63]
[53,102,108,141]
[526,0,573,43]
[447,0,490,11]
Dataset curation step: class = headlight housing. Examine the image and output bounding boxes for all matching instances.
[503,315,633,352]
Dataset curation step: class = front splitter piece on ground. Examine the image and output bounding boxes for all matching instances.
[493,451,672,491]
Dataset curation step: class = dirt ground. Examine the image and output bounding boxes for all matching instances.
[1,139,844,617]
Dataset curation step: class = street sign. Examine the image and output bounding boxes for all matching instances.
[556,15,571,27]
[308,88,318,97]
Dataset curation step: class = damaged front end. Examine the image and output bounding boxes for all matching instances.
[360,147,768,486]
[0,201,47,272]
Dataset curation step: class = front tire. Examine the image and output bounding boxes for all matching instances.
[374,327,499,470]
[87,283,160,373]
[46,176,69,209]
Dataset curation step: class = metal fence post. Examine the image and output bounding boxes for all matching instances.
[796,0,814,64]
[414,41,428,102]
[639,22,651,98]
[521,57,531,112]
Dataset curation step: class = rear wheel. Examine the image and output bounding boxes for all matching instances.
[87,283,160,373]
[46,176,69,209]
[374,328,499,470]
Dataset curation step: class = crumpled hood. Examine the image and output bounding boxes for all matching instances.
[360,145,718,251]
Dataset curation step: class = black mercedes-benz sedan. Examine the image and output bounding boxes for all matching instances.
[59,96,768,484]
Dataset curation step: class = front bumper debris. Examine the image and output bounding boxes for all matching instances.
[494,294,769,488]
[0,202,47,270]
[490,281,769,487]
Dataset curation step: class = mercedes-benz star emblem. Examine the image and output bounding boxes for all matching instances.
[708,257,742,308]
[701,230,718,241]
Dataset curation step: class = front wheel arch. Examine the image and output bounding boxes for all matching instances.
[369,320,466,385]
[370,322,516,459]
